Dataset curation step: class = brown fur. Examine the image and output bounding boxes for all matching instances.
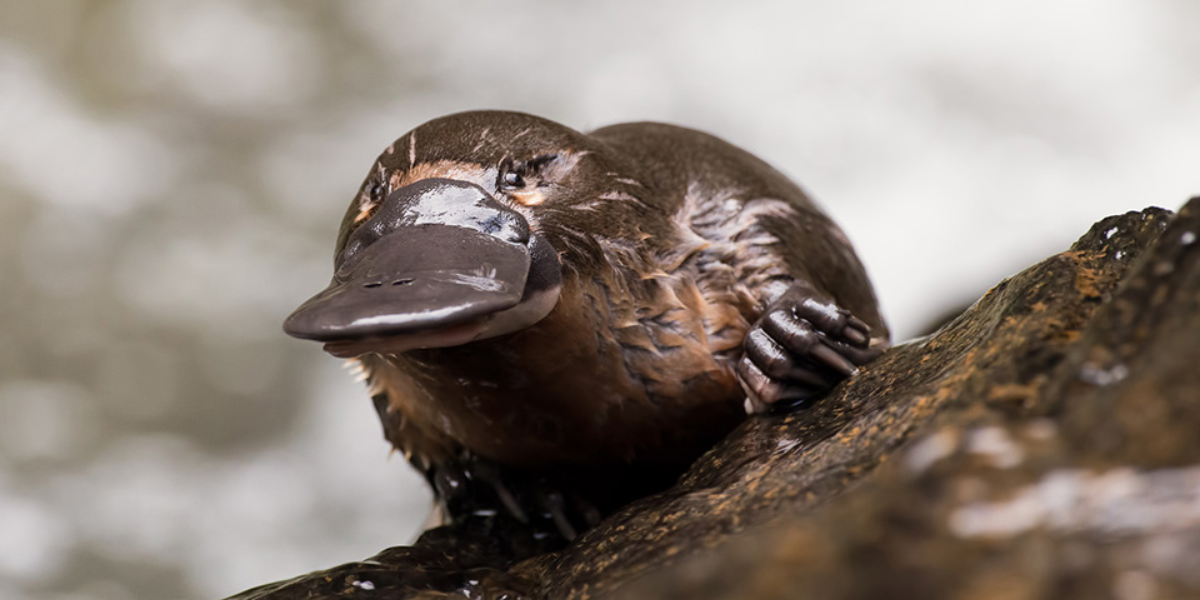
[333,111,887,501]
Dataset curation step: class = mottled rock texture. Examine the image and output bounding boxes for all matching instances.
[227,198,1200,600]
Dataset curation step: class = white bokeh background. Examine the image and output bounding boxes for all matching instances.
[1,1,1197,599]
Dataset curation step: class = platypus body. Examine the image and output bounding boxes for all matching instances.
[285,111,888,536]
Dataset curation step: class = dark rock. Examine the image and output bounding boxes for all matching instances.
[224,199,1200,600]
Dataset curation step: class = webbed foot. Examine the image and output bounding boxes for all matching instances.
[430,455,601,542]
[738,282,884,413]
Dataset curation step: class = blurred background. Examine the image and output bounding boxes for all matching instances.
[0,1,1197,598]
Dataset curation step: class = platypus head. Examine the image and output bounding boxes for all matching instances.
[284,111,650,358]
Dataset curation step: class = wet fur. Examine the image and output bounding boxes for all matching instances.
[337,111,887,510]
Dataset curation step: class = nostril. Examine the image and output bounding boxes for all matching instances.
[392,278,414,286]
[363,282,382,289]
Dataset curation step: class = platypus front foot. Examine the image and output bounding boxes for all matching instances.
[738,282,883,413]
[430,455,601,543]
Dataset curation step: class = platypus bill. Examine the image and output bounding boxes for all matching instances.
[284,110,889,540]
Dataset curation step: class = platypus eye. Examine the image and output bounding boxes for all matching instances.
[499,154,562,193]
[501,170,525,190]
[368,180,385,203]
[353,177,388,225]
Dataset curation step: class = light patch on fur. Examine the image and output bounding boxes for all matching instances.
[512,189,547,206]
[390,160,492,191]
[353,162,390,224]
[354,202,375,224]
[672,184,795,264]
[471,127,491,153]
[344,358,369,382]
[359,353,461,466]
[510,127,533,142]
[574,199,604,212]
[661,182,797,353]
[598,190,651,209]
[586,182,776,376]
[408,132,417,168]
[589,234,740,400]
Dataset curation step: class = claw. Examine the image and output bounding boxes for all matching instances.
[739,356,810,407]
[470,461,529,523]
[493,478,529,524]
[743,394,768,415]
[738,356,772,400]
[809,343,859,377]
[537,487,578,541]
[842,325,868,346]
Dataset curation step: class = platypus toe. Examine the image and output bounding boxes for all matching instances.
[738,282,885,413]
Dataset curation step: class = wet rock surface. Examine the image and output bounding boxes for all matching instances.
[227,199,1200,600]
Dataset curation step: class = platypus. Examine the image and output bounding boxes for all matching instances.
[284,110,888,538]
